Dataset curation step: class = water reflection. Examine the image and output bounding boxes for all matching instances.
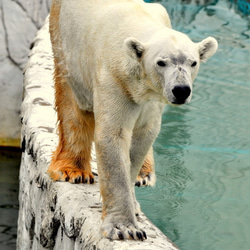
[155,106,193,242]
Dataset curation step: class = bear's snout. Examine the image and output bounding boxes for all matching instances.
[172,85,191,105]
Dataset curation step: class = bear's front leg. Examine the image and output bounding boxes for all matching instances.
[95,127,147,240]
[130,103,164,215]
[130,104,163,184]
[94,100,147,241]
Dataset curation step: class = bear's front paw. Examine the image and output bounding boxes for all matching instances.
[47,160,94,184]
[135,171,156,187]
[102,222,147,241]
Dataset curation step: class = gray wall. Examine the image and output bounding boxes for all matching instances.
[0,0,51,146]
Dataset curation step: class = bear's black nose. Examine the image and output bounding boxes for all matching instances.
[172,85,191,104]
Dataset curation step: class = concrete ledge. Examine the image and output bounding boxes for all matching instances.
[17,17,179,250]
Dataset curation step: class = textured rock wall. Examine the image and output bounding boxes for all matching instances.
[0,0,51,146]
[17,17,179,250]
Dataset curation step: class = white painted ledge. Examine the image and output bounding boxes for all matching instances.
[17,17,179,250]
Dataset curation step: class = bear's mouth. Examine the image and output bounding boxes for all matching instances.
[171,99,190,106]
[172,99,186,105]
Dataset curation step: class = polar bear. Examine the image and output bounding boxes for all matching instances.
[48,0,218,241]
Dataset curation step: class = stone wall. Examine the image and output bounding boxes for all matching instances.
[0,0,51,146]
[17,16,179,250]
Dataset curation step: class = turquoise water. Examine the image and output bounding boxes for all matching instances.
[137,0,250,249]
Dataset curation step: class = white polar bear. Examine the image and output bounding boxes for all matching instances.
[49,0,218,241]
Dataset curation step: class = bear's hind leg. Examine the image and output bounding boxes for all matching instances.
[48,67,95,184]
[135,147,156,187]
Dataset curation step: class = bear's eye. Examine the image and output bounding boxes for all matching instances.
[157,60,166,67]
[191,61,197,67]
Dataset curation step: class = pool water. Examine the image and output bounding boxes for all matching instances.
[136,0,250,249]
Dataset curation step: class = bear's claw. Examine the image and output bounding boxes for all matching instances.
[47,162,95,184]
[102,223,147,241]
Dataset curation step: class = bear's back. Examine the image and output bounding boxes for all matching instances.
[59,0,171,46]
[56,0,172,101]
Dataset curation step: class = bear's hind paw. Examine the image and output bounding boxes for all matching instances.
[61,169,95,184]
[47,161,94,184]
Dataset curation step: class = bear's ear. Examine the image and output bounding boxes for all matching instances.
[198,37,218,62]
[124,37,145,60]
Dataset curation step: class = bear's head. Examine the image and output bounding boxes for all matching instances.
[125,29,218,105]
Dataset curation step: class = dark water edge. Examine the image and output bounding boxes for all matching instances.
[0,148,21,250]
